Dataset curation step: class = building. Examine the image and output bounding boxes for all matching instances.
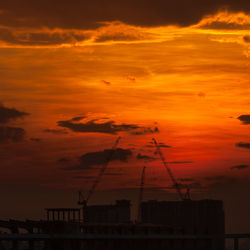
[141,199,225,250]
[84,200,131,223]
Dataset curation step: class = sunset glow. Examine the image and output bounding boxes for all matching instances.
[0,2,250,231]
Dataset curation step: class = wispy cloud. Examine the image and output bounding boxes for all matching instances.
[236,142,250,149]
[64,148,132,170]
[0,104,28,124]
[230,165,249,170]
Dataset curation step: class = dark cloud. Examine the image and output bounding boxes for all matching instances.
[127,75,136,82]
[1,0,250,30]
[0,105,28,124]
[236,142,250,149]
[131,127,159,135]
[168,161,193,164]
[230,165,249,170]
[146,141,171,148]
[71,116,86,122]
[101,80,111,85]
[0,126,25,142]
[0,27,89,46]
[238,115,250,125]
[243,35,250,43]
[199,22,250,30]
[64,148,132,170]
[57,118,141,134]
[95,33,143,43]
[157,142,171,148]
[43,128,68,134]
[136,153,155,161]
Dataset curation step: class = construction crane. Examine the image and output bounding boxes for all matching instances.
[137,166,146,223]
[152,138,191,201]
[78,136,122,207]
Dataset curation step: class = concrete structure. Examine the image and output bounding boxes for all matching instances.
[84,200,131,223]
[141,199,225,250]
[46,208,81,223]
[0,199,227,249]
[0,221,247,250]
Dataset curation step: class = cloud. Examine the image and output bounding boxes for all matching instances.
[243,35,250,43]
[101,80,111,85]
[71,116,86,122]
[168,161,193,164]
[0,27,89,46]
[0,21,151,47]
[1,1,250,30]
[64,148,132,170]
[146,141,171,148]
[127,75,136,82]
[194,11,250,30]
[1,6,249,47]
[131,127,159,135]
[0,126,25,142]
[230,165,249,170]
[95,33,145,43]
[43,128,68,134]
[0,105,28,124]
[136,153,155,161]
[236,142,250,149]
[57,118,143,134]
[238,115,250,125]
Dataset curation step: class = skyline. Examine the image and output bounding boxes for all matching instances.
[0,0,250,234]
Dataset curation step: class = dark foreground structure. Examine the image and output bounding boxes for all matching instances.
[0,199,244,250]
[0,222,248,250]
[141,199,225,233]
[84,200,131,223]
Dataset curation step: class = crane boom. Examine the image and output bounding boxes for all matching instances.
[137,166,146,222]
[152,138,184,201]
[85,136,121,204]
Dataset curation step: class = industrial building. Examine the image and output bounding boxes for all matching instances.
[0,138,229,249]
[141,199,225,250]
[141,199,224,234]
[83,200,131,223]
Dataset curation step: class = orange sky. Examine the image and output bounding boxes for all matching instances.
[0,6,250,230]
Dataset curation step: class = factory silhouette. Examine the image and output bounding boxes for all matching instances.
[0,138,247,250]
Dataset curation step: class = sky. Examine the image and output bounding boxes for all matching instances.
[0,0,250,233]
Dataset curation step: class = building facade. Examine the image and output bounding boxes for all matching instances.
[84,200,131,223]
[141,199,225,250]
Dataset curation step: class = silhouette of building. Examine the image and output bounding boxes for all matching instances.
[141,199,225,250]
[84,200,131,223]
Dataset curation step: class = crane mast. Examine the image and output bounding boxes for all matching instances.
[137,166,146,222]
[152,138,185,201]
[78,136,122,207]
